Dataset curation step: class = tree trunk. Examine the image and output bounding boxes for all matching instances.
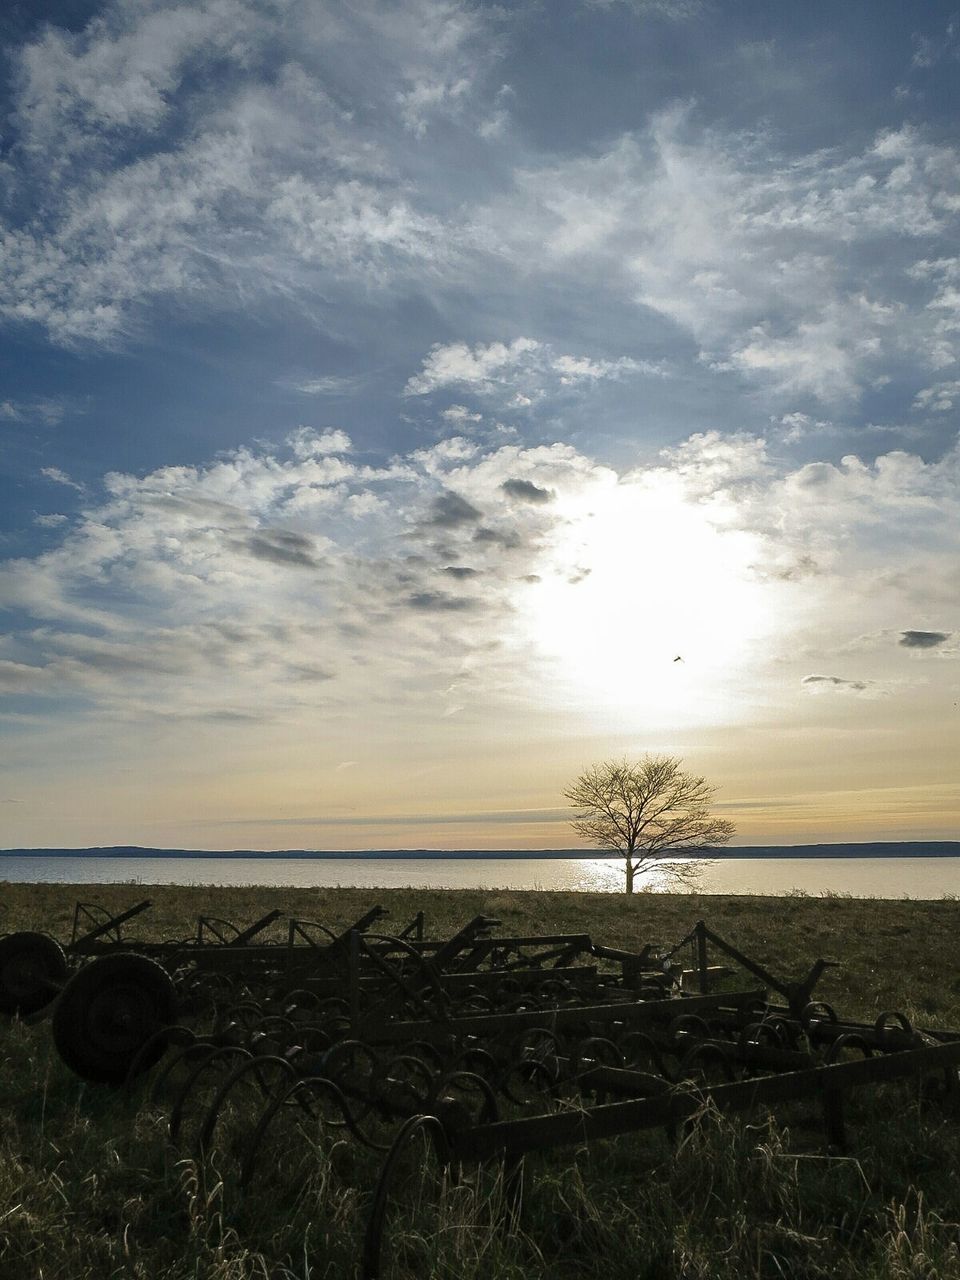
[625,858,634,894]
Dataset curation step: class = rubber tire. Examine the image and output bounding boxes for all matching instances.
[52,953,178,1085]
[0,931,68,1016]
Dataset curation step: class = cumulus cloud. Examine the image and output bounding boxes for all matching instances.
[441,405,483,424]
[2,425,960,754]
[914,381,960,413]
[288,428,352,459]
[404,338,661,398]
[0,429,613,731]
[404,338,542,396]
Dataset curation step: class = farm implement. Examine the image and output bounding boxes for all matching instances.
[2,903,959,1278]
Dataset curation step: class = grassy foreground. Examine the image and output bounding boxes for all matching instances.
[1,881,960,1279]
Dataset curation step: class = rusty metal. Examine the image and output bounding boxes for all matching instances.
[8,897,960,1280]
[0,931,69,1016]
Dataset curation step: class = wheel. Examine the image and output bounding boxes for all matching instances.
[52,953,178,1084]
[0,932,68,1016]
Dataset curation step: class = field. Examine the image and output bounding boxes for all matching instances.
[2,881,960,1279]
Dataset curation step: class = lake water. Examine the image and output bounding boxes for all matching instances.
[2,855,959,898]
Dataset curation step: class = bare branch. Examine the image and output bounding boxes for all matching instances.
[564,753,735,893]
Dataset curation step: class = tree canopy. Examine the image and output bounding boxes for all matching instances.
[564,754,735,893]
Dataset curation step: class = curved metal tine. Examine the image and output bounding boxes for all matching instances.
[183,972,238,1022]
[150,1039,218,1106]
[169,1045,252,1143]
[801,1000,839,1034]
[239,1075,370,1190]
[570,1034,624,1075]
[619,1031,674,1081]
[429,1070,499,1126]
[825,1032,875,1064]
[678,1040,737,1083]
[282,988,326,1017]
[454,1045,498,1079]
[246,1014,300,1059]
[376,1053,439,1116]
[358,933,449,1021]
[123,1024,195,1098]
[361,1114,452,1280]
[402,1039,447,1070]
[196,1053,298,1159]
[232,999,266,1030]
[499,1050,559,1107]
[287,1020,332,1056]
[320,1039,380,1124]
[496,1026,562,1104]
[537,978,575,1005]
[875,1009,915,1043]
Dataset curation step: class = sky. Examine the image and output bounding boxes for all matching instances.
[1,0,959,852]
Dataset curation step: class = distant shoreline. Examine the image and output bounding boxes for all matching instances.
[2,842,960,860]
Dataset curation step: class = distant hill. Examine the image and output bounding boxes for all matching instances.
[1,842,959,859]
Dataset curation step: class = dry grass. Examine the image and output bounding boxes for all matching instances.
[2,882,960,1278]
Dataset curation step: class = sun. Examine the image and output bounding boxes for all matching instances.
[515,471,778,729]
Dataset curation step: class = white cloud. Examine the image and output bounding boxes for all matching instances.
[914,380,960,412]
[441,405,483,423]
[405,338,542,395]
[40,466,83,491]
[1,0,499,346]
[586,0,703,14]
[6,3,960,422]
[4,427,958,735]
[404,337,662,398]
[287,427,353,459]
[288,376,363,397]
[482,111,960,404]
[2,398,70,425]
[0,431,612,726]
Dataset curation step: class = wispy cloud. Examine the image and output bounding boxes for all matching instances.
[481,111,960,404]
[287,376,365,397]
[0,0,501,347]
[40,467,84,491]
[801,674,874,694]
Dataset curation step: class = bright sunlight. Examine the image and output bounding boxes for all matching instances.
[517,471,781,729]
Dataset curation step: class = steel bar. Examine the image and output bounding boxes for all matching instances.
[451,1039,960,1161]
[70,899,153,950]
[359,988,768,1044]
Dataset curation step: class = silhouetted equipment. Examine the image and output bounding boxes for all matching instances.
[3,903,959,1277]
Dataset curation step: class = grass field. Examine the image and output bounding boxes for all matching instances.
[2,882,960,1279]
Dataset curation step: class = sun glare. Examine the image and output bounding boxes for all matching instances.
[517,474,776,728]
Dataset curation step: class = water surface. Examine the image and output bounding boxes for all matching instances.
[2,855,959,898]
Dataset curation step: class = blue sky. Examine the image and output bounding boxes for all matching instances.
[1,0,959,850]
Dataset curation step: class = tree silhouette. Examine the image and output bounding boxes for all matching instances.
[564,754,735,893]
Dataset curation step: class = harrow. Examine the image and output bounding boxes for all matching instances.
[3,902,958,1278]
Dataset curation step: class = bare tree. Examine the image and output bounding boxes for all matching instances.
[564,755,735,893]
